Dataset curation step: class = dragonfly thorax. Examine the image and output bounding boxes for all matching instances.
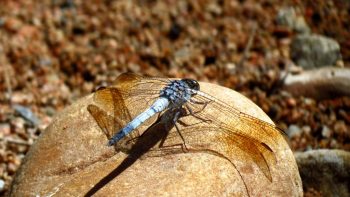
[160,79,200,107]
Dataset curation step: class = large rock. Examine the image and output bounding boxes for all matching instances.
[291,34,342,69]
[283,67,350,100]
[295,149,350,197]
[10,81,302,196]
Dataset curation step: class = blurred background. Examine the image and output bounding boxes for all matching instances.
[0,0,349,196]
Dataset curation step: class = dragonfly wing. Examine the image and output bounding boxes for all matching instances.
[112,72,170,90]
[87,103,134,151]
[150,91,282,182]
[90,73,168,151]
[223,132,275,182]
[91,87,134,139]
[110,72,170,103]
[157,122,276,182]
[193,92,282,181]
[192,91,284,150]
[98,73,169,119]
[87,104,118,139]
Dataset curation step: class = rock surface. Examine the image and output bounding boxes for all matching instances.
[295,149,350,197]
[283,67,350,100]
[10,82,302,196]
[290,34,342,69]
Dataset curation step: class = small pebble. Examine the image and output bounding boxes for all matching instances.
[334,121,347,135]
[0,124,11,137]
[11,117,25,130]
[303,98,315,106]
[0,179,5,192]
[287,124,302,138]
[286,98,297,107]
[13,105,40,126]
[330,139,338,148]
[301,125,311,135]
[7,163,18,174]
[321,126,332,138]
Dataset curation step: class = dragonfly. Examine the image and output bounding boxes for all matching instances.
[87,72,284,188]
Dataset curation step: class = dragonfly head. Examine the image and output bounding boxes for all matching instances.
[181,79,200,94]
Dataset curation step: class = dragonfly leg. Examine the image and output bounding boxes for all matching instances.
[158,138,188,151]
[185,104,212,124]
[157,129,189,152]
[177,119,190,127]
[173,122,189,152]
[173,109,189,152]
[158,109,189,152]
[177,118,212,128]
[189,98,212,112]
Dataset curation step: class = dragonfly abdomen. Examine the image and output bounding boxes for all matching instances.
[108,97,170,146]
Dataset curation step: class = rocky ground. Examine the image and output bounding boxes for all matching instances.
[0,0,349,195]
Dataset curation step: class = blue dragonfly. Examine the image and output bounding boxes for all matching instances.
[87,72,284,186]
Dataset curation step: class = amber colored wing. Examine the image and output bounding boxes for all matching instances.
[88,73,169,151]
[93,73,169,117]
[88,86,135,150]
[87,104,118,139]
[155,90,284,182]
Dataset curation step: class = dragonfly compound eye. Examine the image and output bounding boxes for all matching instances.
[182,79,200,91]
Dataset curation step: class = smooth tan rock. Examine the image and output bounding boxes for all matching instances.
[10,82,302,197]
